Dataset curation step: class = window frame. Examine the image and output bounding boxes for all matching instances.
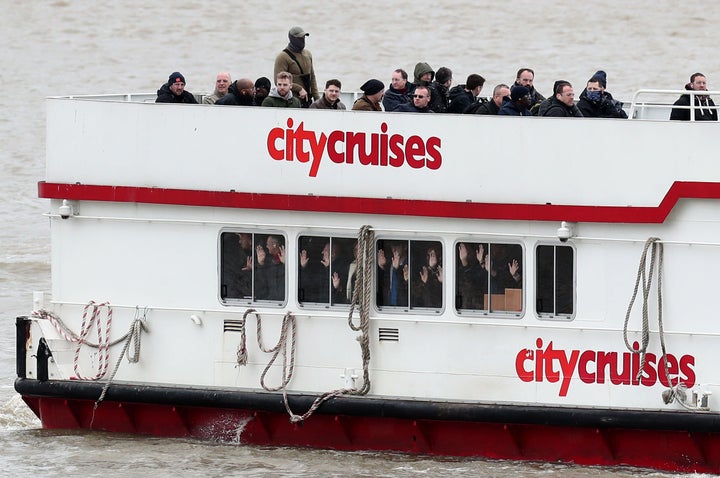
[534,241,576,321]
[218,229,288,307]
[296,234,358,309]
[374,237,445,315]
[453,239,525,318]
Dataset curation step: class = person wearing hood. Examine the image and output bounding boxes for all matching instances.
[539,81,583,117]
[202,72,231,104]
[413,62,435,88]
[513,68,545,115]
[427,67,453,113]
[156,72,198,104]
[576,72,627,118]
[261,71,302,108]
[352,79,384,111]
[498,85,532,116]
[216,78,256,106]
[670,73,718,121]
[383,68,415,112]
[274,26,319,107]
[447,73,485,114]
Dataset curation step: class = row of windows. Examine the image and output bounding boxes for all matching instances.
[219,232,574,318]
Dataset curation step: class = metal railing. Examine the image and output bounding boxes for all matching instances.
[628,89,720,121]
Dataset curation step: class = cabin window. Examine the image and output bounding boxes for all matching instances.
[219,231,286,305]
[298,235,358,306]
[376,239,443,311]
[535,244,574,318]
[455,241,523,314]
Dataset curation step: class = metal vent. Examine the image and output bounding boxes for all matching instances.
[223,319,245,333]
[378,327,399,342]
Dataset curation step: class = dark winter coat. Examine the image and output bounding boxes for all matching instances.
[155,83,198,104]
[576,89,627,118]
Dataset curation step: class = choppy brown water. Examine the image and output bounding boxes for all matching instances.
[1,1,718,475]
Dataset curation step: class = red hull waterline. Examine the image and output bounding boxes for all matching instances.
[18,388,720,474]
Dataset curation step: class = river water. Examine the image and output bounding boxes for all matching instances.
[1,0,717,476]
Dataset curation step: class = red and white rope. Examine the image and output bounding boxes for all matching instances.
[71,301,113,380]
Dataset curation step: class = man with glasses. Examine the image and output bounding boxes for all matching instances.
[670,72,718,121]
[539,81,583,117]
[394,85,434,113]
[202,72,231,104]
[309,79,346,110]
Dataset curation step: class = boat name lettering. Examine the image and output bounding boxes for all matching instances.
[514,338,696,397]
[266,119,442,177]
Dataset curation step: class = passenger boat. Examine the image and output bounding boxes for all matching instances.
[15,89,720,473]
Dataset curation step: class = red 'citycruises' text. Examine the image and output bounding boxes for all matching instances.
[266,119,442,177]
[515,338,696,397]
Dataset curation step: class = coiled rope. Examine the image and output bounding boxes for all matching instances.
[622,238,690,407]
[238,225,375,422]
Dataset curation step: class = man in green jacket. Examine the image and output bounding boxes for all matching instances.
[274,26,319,107]
[261,71,302,108]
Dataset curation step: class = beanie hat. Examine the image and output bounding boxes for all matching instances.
[168,72,185,85]
[435,67,452,84]
[254,77,271,90]
[360,79,385,96]
[511,85,530,101]
[593,70,607,88]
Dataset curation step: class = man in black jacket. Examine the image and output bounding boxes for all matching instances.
[670,73,718,121]
[155,72,198,104]
[577,73,627,118]
[539,81,582,117]
[216,78,256,106]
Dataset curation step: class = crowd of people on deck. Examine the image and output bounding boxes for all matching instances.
[156,26,717,122]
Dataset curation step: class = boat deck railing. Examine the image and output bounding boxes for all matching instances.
[59,90,720,122]
[628,89,720,120]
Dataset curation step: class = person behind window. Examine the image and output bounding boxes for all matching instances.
[255,235,285,301]
[221,232,253,299]
[413,246,443,308]
[456,242,488,310]
[377,242,408,307]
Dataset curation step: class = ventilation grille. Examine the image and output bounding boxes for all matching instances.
[378,327,399,342]
[224,319,245,333]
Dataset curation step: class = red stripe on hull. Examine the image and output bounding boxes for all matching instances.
[37,181,720,223]
[22,395,720,474]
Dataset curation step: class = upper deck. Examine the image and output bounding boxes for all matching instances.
[43,90,720,223]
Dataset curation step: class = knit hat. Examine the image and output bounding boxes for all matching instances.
[511,85,530,101]
[593,70,607,88]
[254,77,271,91]
[289,26,309,38]
[168,72,185,85]
[360,79,385,95]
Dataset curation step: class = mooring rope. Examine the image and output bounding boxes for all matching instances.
[622,237,690,408]
[238,225,375,422]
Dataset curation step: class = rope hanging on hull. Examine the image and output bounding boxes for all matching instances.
[240,225,375,422]
[622,237,693,408]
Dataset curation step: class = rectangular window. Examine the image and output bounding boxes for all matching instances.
[376,239,443,311]
[298,236,357,306]
[535,244,574,317]
[220,232,286,305]
[455,241,523,313]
